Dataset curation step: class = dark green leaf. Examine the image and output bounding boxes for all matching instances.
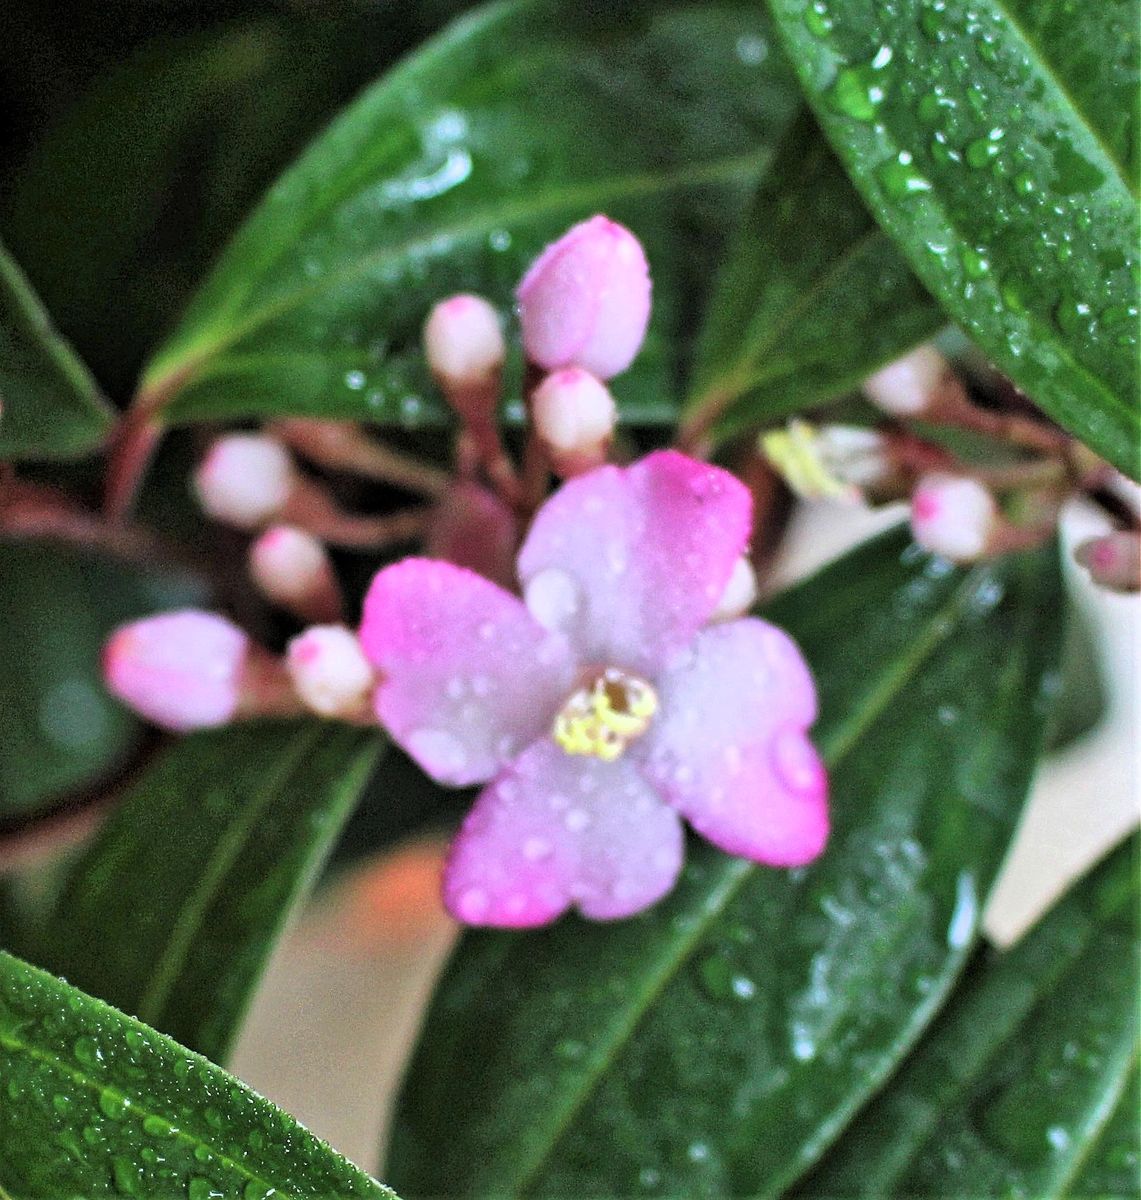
[0,541,201,821]
[44,721,381,1065]
[800,835,1139,1198]
[0,239,113,460]
[764,0,1140,478]
[0,949,395,1198]
[1068,1063,1141,1198]
[684,110,943,444]
[385,531,1064,1197]
[139,0,800,430]
[1044,598,1107,752]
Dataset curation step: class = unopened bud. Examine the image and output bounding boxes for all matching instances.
[249,526,342,623]
[710,557,758,622]
[193,434,296,530]
[426,481,519,590]
[863,346,947,417]
[423,294,505,423]
[910,473,999,562]
[517,214,651,380]
[1074,533,1141,593]
[531,368,617,477]
[286,626,375,720]
[103,610,250,731]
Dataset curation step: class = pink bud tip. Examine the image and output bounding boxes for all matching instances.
[517,215,651,380]
[423,294,506,414]
[193,434,296,530]
[863,346,946,417]
[910,473,998,562]
[286,626,375,719]
[1074,532,1141,593]
[426,481,519,590]
[103,610,250,731]
[531,368,617,477]
[249,525,341,622]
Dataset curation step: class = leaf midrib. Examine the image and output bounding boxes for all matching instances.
[507,560,991,1196]
[133,729,318,1024]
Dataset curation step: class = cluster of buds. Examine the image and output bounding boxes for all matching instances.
[760,345,1140,588]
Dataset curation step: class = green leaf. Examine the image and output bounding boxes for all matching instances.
[799,835,1139,1198]
[1068,1063,1141,1198]
[764,0,1140,478]
[43,721,381,1065]
[385,531,1064,1198]
[0,239,114,460]
[0,541,202,821]
[139,0,800,430]
[0,949,395,1198]
[684,109,944,444]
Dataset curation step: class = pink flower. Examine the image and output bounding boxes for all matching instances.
[516,215,652,380]
[359,452,827,927]
[911,472,998,562]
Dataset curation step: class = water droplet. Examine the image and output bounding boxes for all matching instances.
[828,63,888,122]
[112,1156,141,1195]
[735,33,767,64]
[638,1166,662,1189]
[524,568,582,632]
[687,1141,710,1163]
[522,836,553,861]
[803,1,833,36]
[772,730,821,793]
[966,129,1003,168]
[960,247,990,279]
[344,370,366,391]
[877,152,932,199]
[407,728,468,778]
[74,1036,103,1069]
[454,886,489,921]
[564,808,592,833]
[1046,1126,1071,1151]
[188,1180,223,1200]
[99,1088,128,1119]
[1012,171,1036,196]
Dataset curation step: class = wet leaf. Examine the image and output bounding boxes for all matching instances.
[0,949,395,1197]
[764,0,1140,478]
[138,0,800,431]
[684,109,943,444]
[0,240,113,460]
[800,835,1139,1197]
[44,721,381,1064]
[385,530,1064,1197]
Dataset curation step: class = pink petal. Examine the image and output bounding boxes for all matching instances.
[443,740,684,926]
[638,618,828,867]
[360,560,576,787]
[517,451,752,676]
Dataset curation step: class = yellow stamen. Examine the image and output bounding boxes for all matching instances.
[553,668,658,760]
[760,419,855,501]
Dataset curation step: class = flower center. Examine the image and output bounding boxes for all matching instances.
[552,667,658,761]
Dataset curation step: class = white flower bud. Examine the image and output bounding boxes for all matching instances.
[910,473,999,562]
[193,435,296,530]
[286,625,375,720]
[863,346,947,417]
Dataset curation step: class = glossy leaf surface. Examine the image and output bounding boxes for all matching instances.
[45,721,381,1064]
[765,0,1140,478]
[140,0,800,429]
[386,530,1063,1197]
[685,110,943,444]
[0,239,113,460]
[0,950,394,1198]
[801,836,1139,1197]
[0,541,201,821]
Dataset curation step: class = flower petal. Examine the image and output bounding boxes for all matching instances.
[638,618,827,867]
[360,560,576,786]
[517,450,752,675]
[443,740,684,926]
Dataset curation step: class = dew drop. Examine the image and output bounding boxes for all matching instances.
[564,808,592,833]
[524,568,583,632]
[877,152,932,199]
[960,247,991,279]
[828,63,888,121]
[74,1035,103,1069]
[803,1,833,36]
[99,1088,128,1120]
[455,886,489,921]
[344,369,366,391]
[522,836,553,861]
[772,730,821,794]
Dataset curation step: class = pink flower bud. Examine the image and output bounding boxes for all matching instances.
[426,481,519,590]
[517,215,651,379]
[531,368,617,477]
[863,346,946,417]
[910,473,998,562]
[1074,533,1141,593]
[103,610,250,731]
[193,434,296,530]
[423,294,506,423]
[249,525,342,623]
[286,626,375,720]
[710,556,758,622]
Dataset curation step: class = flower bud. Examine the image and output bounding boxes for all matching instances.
[531,368,617,477]
[286,625,375,720]
[710,556,758,622]
[910,473,999,562]
[103,610,252,731]
[1074,533,1141,593]
[193,434,296,530]
[426,481,519,590]
[863,345,947,417]
[423,294,505,423]
[517,214,651,379]
[249,525,342,623]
